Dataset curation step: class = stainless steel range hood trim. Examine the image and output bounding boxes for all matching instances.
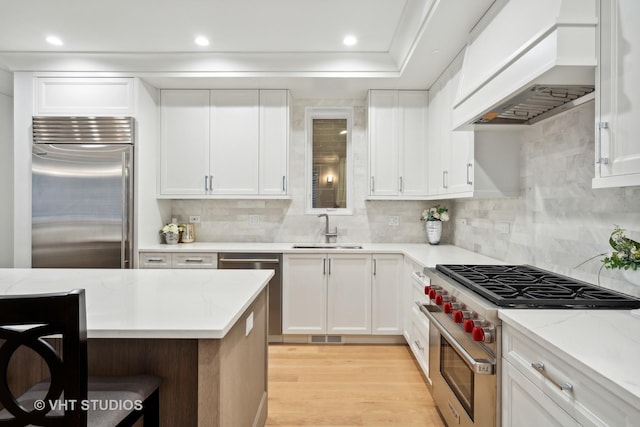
[453,21,597,129]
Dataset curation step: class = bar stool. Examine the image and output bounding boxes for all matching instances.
[0,289,161,426]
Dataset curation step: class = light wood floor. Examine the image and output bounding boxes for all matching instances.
[266,344,445,427]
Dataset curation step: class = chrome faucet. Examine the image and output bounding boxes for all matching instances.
[318,213,338,243]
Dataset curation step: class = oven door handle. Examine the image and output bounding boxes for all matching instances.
[420,305,496,375]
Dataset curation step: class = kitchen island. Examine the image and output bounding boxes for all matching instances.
[0,268,273,427]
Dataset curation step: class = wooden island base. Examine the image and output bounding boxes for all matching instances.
[8,289,268,427]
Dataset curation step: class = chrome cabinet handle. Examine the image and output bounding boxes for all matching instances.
[323,258,326,275]
[596,121,609,165]
[209,175,213,191]
[399,177,403,193]
[531,362,573,392]
[414,339,424,351]
[442,170,449,189]
[147,258,165,263]
[371,176,375,193]
[282,176,286,192]
[466,163,473,185]
[373,259,377,275]
[184,258,204,263]
[328,258,332,275]
[204,175,209,192]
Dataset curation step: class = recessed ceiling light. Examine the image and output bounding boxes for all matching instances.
[46,36,63,46]
[343,35,357,46]
[194,36,210,47]
[339,129,347,135]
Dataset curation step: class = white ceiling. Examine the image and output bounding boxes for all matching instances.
[0,0,495,98]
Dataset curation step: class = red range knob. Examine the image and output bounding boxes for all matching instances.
[453,310,464,323]
[463,319,475,333]
[472,327,485,342]
[443,302,453,314]
[429,289,437,299]
[435,294,444,305]
[424,285,430,296]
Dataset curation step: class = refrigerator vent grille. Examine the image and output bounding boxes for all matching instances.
[32,116,134,144]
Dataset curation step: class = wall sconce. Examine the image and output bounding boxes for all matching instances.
[326,175,334,184]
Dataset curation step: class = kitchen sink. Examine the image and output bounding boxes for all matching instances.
[292,244,363,249]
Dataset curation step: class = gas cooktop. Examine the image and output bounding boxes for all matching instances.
[436,264,640,309]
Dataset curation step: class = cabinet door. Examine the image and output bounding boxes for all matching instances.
[446,53,475,195]
[502,360,580,427]
[371,254,403,334]
[327,254,372,334]
[369,91,399,196]
[595,0,640,187]
[398,92,429,197]
[282,254,327,334]
[427,78,448,195]
[259,90,289,195]
[160,90,210,195]
[35,77,134,115]
[210,90,260,195]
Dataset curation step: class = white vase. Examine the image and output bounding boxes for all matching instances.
[165,232,179,245]
[426,221,442,245]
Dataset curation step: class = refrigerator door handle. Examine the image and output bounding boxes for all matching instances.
[121,155,128,268]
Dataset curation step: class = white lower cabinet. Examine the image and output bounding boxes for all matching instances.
[283,253,405,336]
[283,253,371,335]
[403,257,430,380]
[326,254,372,334]
[502,360,579,427]
[371,254,403,334]
[139,252,217,269]
[502,323,640,427]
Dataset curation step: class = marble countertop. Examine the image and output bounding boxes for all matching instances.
[0,268,273,339]
[139,242,503,268]
[499,309,640,409]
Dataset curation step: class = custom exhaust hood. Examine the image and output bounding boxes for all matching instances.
[452,0,598,128]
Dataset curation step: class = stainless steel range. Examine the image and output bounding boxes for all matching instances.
[418,264,640,427]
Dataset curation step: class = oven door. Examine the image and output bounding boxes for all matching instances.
[422,305,497,427]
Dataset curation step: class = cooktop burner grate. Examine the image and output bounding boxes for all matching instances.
[436,264,640,309]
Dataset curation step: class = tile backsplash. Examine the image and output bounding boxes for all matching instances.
[453,101,640,297]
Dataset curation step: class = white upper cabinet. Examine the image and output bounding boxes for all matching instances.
[428,52,474,197]
[428,50,520,199]
[593,0,640,188]
[159,89,290,198]
[368,90,428,199]
[210,90,260,195]
[160,90,210,195]
[259,90,290,195]
[35,77,134,116]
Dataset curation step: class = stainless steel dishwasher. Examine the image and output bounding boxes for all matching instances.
[218,253,282,342]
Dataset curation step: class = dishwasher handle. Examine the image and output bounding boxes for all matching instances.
[218,258,280,264]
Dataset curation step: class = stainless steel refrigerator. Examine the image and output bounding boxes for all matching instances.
[31,116,134,268]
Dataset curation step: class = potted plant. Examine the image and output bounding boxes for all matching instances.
[603,226,640,286]
[160,222,183,245]
[420,205,449,245]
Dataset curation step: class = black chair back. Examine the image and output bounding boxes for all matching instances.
[0,289,88,426]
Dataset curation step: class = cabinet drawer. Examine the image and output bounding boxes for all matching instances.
[409,306,430,380]
[503,324,639,426]
[172,253,217,269]
[139,253,172,269]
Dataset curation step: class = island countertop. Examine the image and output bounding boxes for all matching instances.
[0,268,273,339]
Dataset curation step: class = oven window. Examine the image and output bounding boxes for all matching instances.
[440,336,474,419]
